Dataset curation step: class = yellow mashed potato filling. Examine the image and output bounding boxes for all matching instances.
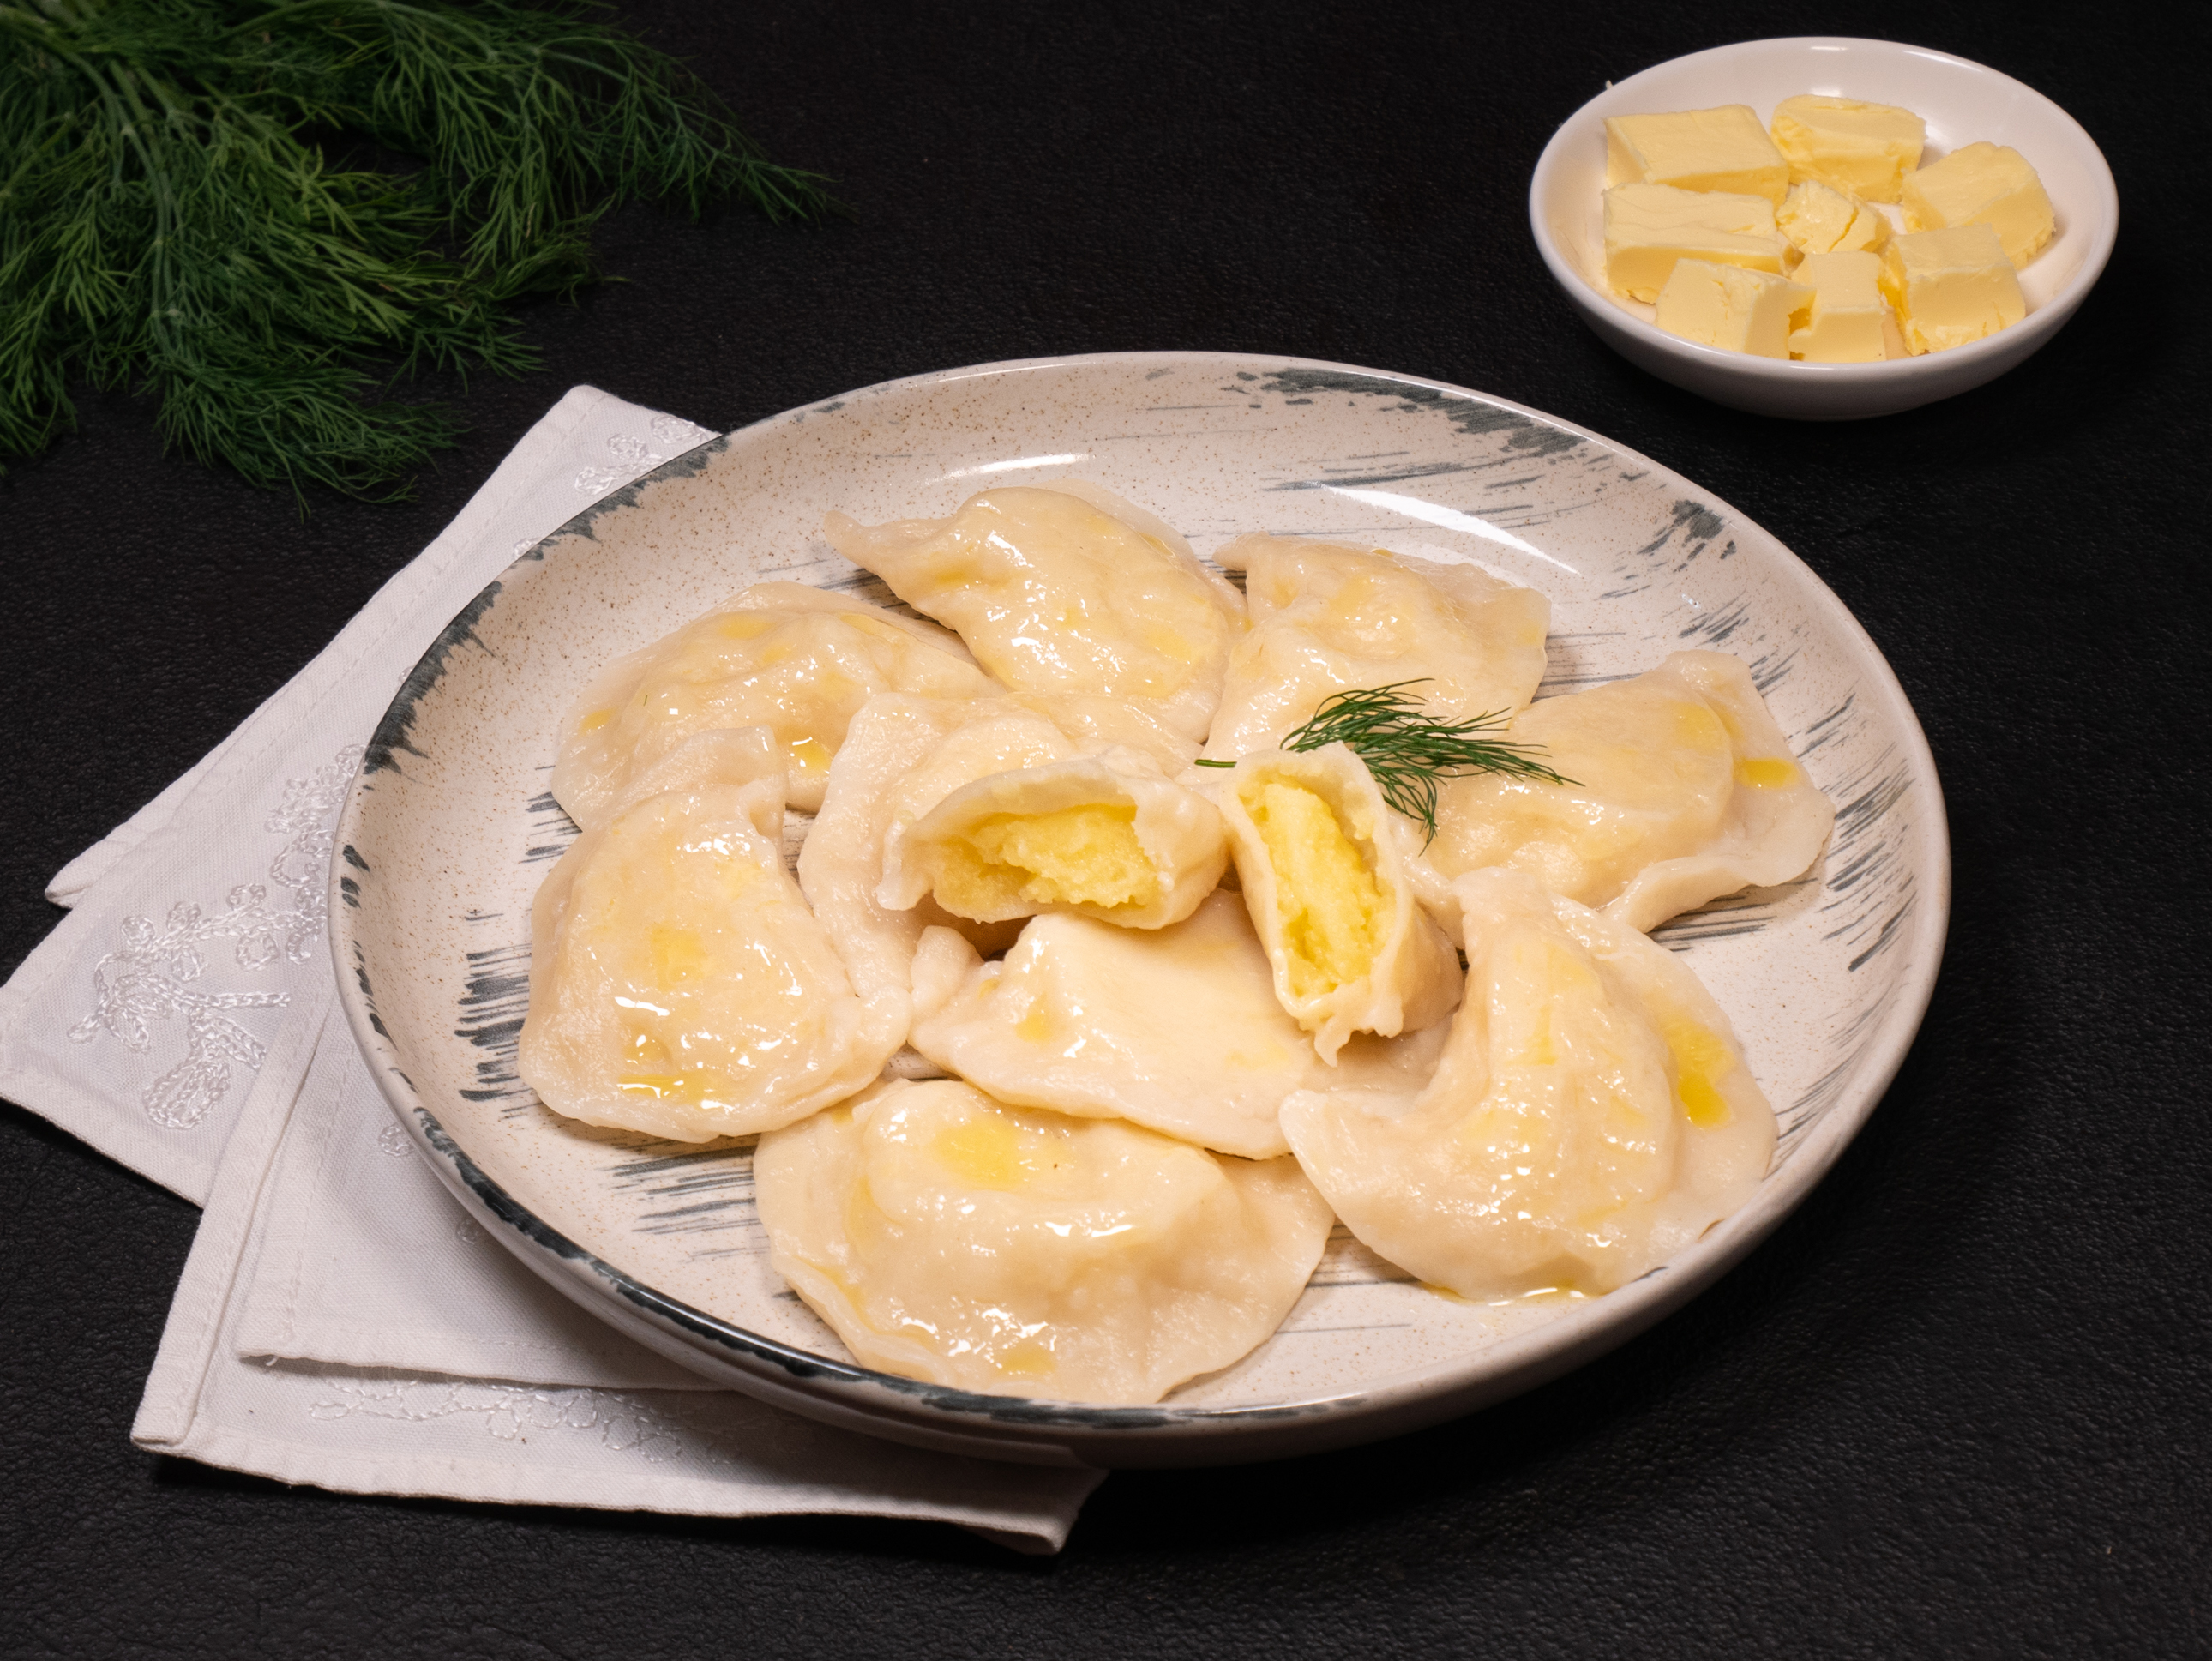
[932,803,1159,917]
[1248,782,1385,999]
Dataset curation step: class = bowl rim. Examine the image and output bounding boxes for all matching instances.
[1527,35,2120,388]
[328,348,1953,1458]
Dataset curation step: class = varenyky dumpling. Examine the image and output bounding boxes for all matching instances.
[888,753,1228,930]
[822,483,1246,742]
[753,1078,1335,1402]
[551,581,995,823]
[1202,536,1551,761]
[907,893,1452,1158]
[798,694,1187,1050]
[518,730,900,1142]
[1428,650,1836,933]
[1213,744,1461,1062]
[1281,868,1776,1298]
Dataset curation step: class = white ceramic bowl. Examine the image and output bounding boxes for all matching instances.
[331,352,1950,1467]
[1529,37,2119,418]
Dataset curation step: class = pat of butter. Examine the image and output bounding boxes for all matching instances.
[1879,226,2027,355]
[1605,105,1789,203]
[1787,250,1906,363]
[1603,184,1788,304]
[1902,141,2057,268]
[1776,179,1890,258]
[1770,96,1927,203]
[1654,259,1814,358]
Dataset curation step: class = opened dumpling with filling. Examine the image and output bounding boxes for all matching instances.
[799,694,1195,1050]
[1213,744,1461,1062]
[552,581,995,824]
[797,696,1056,1051]
[754,1078,1336,1403]
[518,730,901,1142]
[1429,650,1835,933]
[1202,536,1550,761]
[889,753,1228,930]
[907,894,1452,1158]
[823,484,1245,742]
[1280,867,1776,1298]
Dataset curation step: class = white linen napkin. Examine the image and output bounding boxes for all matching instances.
[1,388,1105,1551]
[134,974,1097,1550]
[3,387,719,1199]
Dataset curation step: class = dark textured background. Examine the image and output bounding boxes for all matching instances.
[3,2,2207,1655]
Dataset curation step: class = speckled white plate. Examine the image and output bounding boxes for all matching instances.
[329,352,1949,1468]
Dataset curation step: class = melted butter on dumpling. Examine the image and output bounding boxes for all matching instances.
[518,730,900,1142]
[907,894,1450,1158]
[822,483,1245,741]
[1280,867,1776,1298]
[1430,650,1836,933]
[551,581,995,824]
[754,1078,1335,1403]
[1214,745,1461,1061]
[1200,537,1549,761]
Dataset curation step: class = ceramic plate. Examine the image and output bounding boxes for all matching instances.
[330,352,1949,1468]
[1529,37,2119,418]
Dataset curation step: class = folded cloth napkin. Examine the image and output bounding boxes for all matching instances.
[0,388,1104,1552]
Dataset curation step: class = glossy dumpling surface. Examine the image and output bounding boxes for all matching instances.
[754,1079,1336,1402]
[1215,744,1461,1061]
[908,893,1452,1158]
[800,695,1085,1044]
[1281,868,1776,1298]
[1429,650,1836,932]
[552,581,994,822]
[822,484,1245,741]
[891,753,1228,930]
[518,731,899,1141]
[1201,537,1550,761]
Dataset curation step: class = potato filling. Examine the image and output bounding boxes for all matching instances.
[1247,781,1384,999]
[932,803,1159,917]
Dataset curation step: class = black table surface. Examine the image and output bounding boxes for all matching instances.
[4,2,2206,1655]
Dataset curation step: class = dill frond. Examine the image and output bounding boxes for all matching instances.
[0,0,828,504]
[1280,682,1576,842]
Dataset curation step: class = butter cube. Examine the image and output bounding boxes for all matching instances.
[1654,259,1814,358]
[1902,141,2057,267]
[1770,95,1927,202]
[1776,179,1890,257]
[1787,250,1907,362]
[1605,105,1791,202]
[1879,226,2027,354]
[1603,184,1788,304]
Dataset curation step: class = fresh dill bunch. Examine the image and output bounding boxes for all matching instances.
[0,0,827,503]
[1198,682,1575,842]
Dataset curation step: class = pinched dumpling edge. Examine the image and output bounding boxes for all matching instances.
[1604,651,1836,933]
[518,728,901,1142]
[821,481,1246,741]
[550,581,993,827]
[1203,535,1551,761]
[1281,866,1778,1298]
[753,1077,1337,1403]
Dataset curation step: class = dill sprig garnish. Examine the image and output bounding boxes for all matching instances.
[0,0,828,503]
[1197,682,1574,842]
